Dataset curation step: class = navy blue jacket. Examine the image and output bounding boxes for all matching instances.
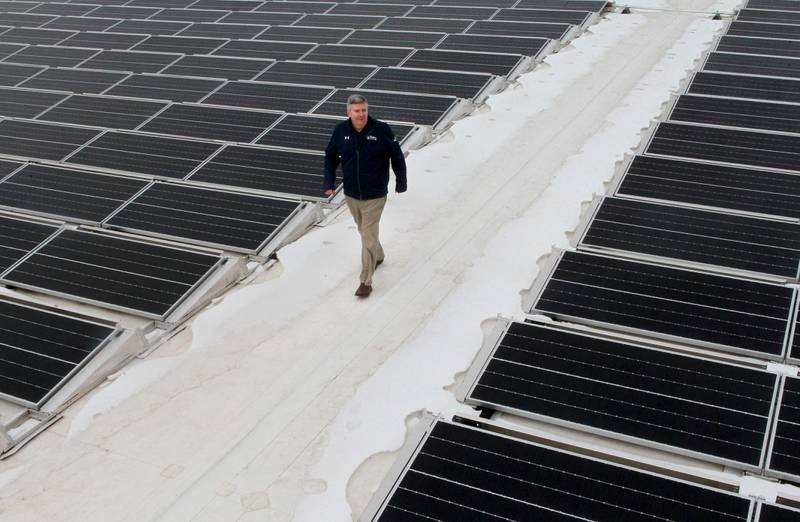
[324,116,407,200]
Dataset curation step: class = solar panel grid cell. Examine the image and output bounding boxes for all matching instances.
[160,54,274,80]
[0,119,100,160]
[434,32,548,55]
[745,0,800,10]
[59,31,147,49]
[255,25,350,43]
[408,5,498,18]
[212,39,316,60]
[176,21,267,38]
[2,44,101,67]
[131,34,225,53]
[148,8,230,22]
[468,19,570,38]
[37,94,168,129]
[728,20,800,40]
[361,66,492,99]
[737,8,800,25]
[30,3,104,16]
[468,321,777,467]
[688,71,800,105]
[104,73,224,102]
[0,62,45,86]
[0,87,69,118]
[376,16,472,33]
[403,48,523,76]
[0,13,57,28]
[669,94,800,135]
[105,19,192,35]
[19,67,129,93]
[218,10,303,24]
[768,377,800,481]
[758,503,800,522]
[301,43,412,66]
[257,1,334,13]
[326,3,413,17]
[717,36,800,58]
[492,7,590,24]
[705,52,800,78]
[79,49,182,73]
[0,214,59,273]
[43,16,125,31]
[294,13,385,28]
[313,88,455,125]
[203,80,333,111]
[0,27,77,45]
[341,28,444,47]
[138,103,282,142]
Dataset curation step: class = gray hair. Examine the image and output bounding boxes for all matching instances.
[346,94,368,109]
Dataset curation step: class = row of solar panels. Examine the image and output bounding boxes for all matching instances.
[362,2,800,519]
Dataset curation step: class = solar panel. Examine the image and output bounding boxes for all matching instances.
[526,249,795,359]
[313,88,457,126]
[88,5,164,18]
[106,182,304,252]
[78,49,182,73]
[294,13,385,29]
[0,13,57,27]
[756,503,800,522]
[203,81,333,112]
[728,20,800,40]
[616,155,800,220]
[301,43,413,66]
[177,21,267,38]
[0,297,117,408]
[190,0,263,10]
[468,19,570,39]
[31,3,98,16]
[218,11,303,25]
[376,16,473,33]
[365,418,753,521]
[790,306,800,363]
[256,25,351,44]
[705,51,800,79]
[737,8,800,25]
[361,66,493,99]
[0,1,39,11]
[646,122,800,173]
[0,163,149,222]
[0,159,20,176]
[66,131,222,178]
[59,31,148,50]
[688,71,800,105]
[407,5,497,18]
[104,73,224,102]
[341,29,445,48]
[514,0,609,11]
[212,39,316,60]
[18,67,129,93]
[462,320,778,469]
[132,34,226,53]
[0,214,59,273]
[767,376,800,483]
[403,48,524,76]
[254,60,375,88]
[327,3,413,17]
[0,85,70,119]
[188,145,325,198]
[669,94,800,135]
[106,19,192,35]
[0,62,45,86]
[0,27,77,45]
[435,33,548,56]
[0,42,25,60]
[0,119,100,161]
[129,0,195,6]
[138,103,281,142]
[2,228,222,319]
[150,8,229,22]
[160,54,273,80]
[44,16,125,32]
[579,196,800,279]
[258,1,334,13]
[36,94,166,129]
[435,0,515,6]
[2,43,98,66]
[746,0,800,10]
[256,113,412,151]
[493,7,591,24]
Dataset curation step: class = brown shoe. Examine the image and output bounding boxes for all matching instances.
[355,283,372,297]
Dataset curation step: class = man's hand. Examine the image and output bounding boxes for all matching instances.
[324,189,334,197]
[395,186,406,194]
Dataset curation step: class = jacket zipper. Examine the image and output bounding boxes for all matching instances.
[356,136,362,199]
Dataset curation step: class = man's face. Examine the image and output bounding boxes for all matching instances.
[347,103,368,129]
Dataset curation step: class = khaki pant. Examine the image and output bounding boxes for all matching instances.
[345,196,386,286]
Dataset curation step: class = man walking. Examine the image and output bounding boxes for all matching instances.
[324,94,407,298]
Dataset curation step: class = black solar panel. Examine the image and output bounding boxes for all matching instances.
[132,34,225,53]
[30,3,99,16]
[581,197,800,278]
[43,16,124,31]
[177,21,266,38]
[468,19,570,39]
[328,3,413,17]
[528,250,794,359]
[403,48,523,76]
[670,94,800,135]
[203,81,333,112]
[617,155,800,220]
[408,5,497,18]
[728,20,800,40]
[0,86,66,121]
[646,122,800,173]
[493,7,590,24]
[362,66,492,99]
[59,31,147,50]
[767,377,800,482]
[0,159,21,177]
[295,13,385,29]
[0,297,117,408]
[0,27,77,45]
[313,88,456,126]
[138,103,281,142]
[150,8,229,22]
[0,119,100,161]
[3,228,221,319]
[717,36,800,59]
[107,19,191,35]
[256,25,351,44]
[377,16,472,33]
[435,0,514,6]
[745,0,800,10]
[191,0,263,10]
[0,42,26,60]
[514,0,609,10]
[0,120,100,161]
[0,214,59,273]
[435,33,548,55]
[160,54,273,80]
[688,71,800,104]
[466,321,777,468]
[107,182,303,252]
[757,503,800,522]
[66,131,222,178]
[212,39,316,60]
[219,11,302,25]
[79,49,182,73]
[0,163,148,222]
[89,5,164,18]
[1,44,99,67]
[301,43,413,66]
[0,62,44,85]
[188,145,325,198]
[369,419,753,521]
[0,13,57,27]
[104,73,224,102]
[738,8,800,25]
[341,29,444,48]
[258,1,333,13]
[129,0,195,6]
[254,60,375,88]
[18,67,129,93]
[37,94,166,129]
[705,52,800,79]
